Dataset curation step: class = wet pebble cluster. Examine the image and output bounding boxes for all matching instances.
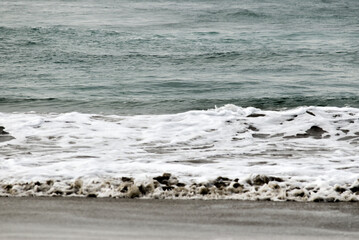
[1,173,358,202]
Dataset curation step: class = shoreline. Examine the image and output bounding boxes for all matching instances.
[1,197,358,239]
[2,173,358,202]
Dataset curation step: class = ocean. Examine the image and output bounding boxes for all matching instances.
[0,0,359,201]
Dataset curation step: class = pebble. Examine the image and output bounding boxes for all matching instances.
[0,174,358,202]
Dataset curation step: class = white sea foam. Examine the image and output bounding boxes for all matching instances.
[0,105,358,201]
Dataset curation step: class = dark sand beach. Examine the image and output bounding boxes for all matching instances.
[0,197,358,240]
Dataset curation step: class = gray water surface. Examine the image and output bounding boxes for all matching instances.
[1,0,358,114]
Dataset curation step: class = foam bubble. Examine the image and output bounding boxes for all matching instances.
[0,105,359,200]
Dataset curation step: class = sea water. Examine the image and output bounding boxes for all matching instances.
[0,0,359,201]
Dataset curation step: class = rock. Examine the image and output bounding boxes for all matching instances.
[215,176,231,182]
[305,126,326,139]
[284,126,326,139]
[293,191,305,198]
[340,129,349,134]
[199,186,209,195]
[138,185,147,195]
[120,185,128,193]
[121,177,133,182]
[247,113,265,118]
[350,185,359,193]
[313,197,324,202]
[176,182,186,187]
[53,190,64,195]
[252,175,269,186]
[153,173,171,184]
[248,125,258,131]
[0,126,8,135]
[4,184,13,192]
[0,126,14,142]
[162,186,174,191]
[34,181,42,186]
[214,182,226,189]
[306,111,316,116]
[214,176,231,189]
[232,183,242,188]
[286,115,298,122]
[268,176,284,182]
[334,185,347,193]
[46,180,54,186]
[87,193,97,198]
[268,182,280,190]
[163,173,171,178]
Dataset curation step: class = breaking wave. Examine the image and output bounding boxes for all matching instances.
[1,105,359,201]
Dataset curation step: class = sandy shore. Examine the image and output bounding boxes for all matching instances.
[0,197,358,240]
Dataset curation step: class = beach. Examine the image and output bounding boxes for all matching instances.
[1,0,359,239]
[1,197,358,240]
[1,1,359,198]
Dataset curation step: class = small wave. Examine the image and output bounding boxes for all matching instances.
[0,26,11,33]
[199,8,267,22]
[0,97,57,103]
[1,95,359,114]
[225,9,266,19]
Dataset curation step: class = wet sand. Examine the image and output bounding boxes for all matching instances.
[0,197,358,240]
